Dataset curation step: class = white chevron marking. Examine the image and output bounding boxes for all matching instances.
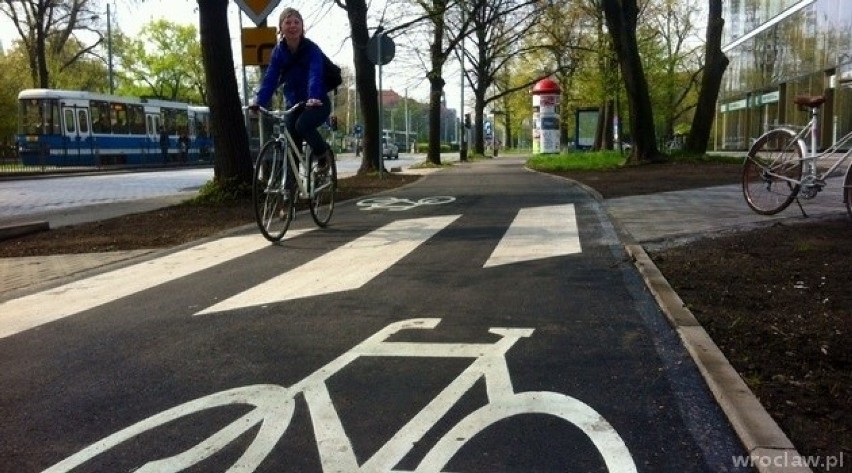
[196,215,461,314]
[484,204,581,267]
[0,232,311,339]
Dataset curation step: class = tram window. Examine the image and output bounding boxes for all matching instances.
[78,110,90,133]
[90,100,111,134]
[46,101,60,134]
[111,102,128,134]
[128,105,145,135]
[161,108,174,134]
[18,98,61,134]
[20,99,41,134]
[193,112,209,138]
[64,109,76,134]
[175,111,189,136]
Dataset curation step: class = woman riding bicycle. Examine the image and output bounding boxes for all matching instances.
[250,7,333,175]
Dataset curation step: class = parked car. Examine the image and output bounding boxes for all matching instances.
[382,139,399,160]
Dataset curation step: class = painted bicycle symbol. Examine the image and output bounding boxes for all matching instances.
[43,319,637,472]
[356,196,456,211]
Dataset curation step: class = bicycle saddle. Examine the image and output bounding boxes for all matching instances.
[793,95,826,108]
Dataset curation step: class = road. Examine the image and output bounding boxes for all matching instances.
[0,158,750,472]
[0,152,429,222]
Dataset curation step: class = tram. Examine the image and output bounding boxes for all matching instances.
[16,89,213,166]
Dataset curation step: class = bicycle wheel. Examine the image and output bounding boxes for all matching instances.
[415,392,637,473]
[309,154,336,227]
[742,128,804,215]
[844,164,852,219]
[253,141,295,242]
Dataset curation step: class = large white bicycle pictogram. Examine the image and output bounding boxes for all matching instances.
[43,319,637,472]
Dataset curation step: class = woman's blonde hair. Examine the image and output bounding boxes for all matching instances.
[278,7,304,39]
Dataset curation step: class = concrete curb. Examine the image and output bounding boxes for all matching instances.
[0,220,49,241]
[626,244,812,473]
[550,168,813,472]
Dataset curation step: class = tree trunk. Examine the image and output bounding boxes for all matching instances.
[198,0,252,188]
[426,12,446,166]
[427,74,445,165]
[602,0,662,164]
[36,3,49,88]
[686,0,728,154]
[338,0,381,174]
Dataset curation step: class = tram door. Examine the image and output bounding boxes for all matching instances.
[63,107,92,164]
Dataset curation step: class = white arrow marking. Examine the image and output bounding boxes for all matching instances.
[0,232,310,339]
[197,215,461,314]
[484,204,581,268]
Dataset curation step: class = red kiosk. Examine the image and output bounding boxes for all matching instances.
[532,78,561,154]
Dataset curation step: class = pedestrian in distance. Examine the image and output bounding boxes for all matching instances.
[178,131,190,164]
[159,127,169,165]
[249,7,334,179]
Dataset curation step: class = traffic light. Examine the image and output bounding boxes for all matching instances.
[464,113,471,129]
[329,116,338,131]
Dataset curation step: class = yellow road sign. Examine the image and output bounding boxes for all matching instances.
[242,27,278,66]
[234,0,282,26]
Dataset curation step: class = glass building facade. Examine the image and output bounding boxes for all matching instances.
[714,0,852,150]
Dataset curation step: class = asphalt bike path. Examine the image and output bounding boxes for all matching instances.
[0,159,749,472]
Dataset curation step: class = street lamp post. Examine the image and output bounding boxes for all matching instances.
[107,3,114,94]
[459,34,466,162]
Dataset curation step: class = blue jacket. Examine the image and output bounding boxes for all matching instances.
[255,37,326,108]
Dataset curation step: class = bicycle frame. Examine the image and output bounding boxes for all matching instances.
[258,106,315,200]
[44,319,637,473]
[775,106,852,182]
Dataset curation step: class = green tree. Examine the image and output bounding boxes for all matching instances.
[0,46,28,145]
[641,0,703,145]
[115,20,205,103]
[0,0,103,88]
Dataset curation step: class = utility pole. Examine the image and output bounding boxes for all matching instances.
[107,3,114,94]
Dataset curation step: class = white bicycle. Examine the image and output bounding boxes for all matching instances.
[43,319,637,472]
[742,95,852,218]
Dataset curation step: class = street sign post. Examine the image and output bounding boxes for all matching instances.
[234,0,282,26]
[367,27,395,177]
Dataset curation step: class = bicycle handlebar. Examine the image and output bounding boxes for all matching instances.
[244,102,305,120]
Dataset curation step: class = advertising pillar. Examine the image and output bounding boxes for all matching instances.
[532,78,561,154]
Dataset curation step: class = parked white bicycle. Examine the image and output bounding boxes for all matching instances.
[742,95,852,218]
[43,318,637,472]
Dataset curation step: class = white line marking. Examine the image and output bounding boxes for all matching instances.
[196,215,461,314]
[0,232,310,339]
[484,204,581,268]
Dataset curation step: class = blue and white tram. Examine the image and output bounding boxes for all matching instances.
[17,89,213,166]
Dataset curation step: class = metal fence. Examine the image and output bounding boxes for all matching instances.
[0,146,212,177]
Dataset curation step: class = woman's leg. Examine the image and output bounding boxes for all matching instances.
[294,99,331,159]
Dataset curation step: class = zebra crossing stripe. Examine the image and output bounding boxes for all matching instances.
[484,204,581,268]
[0,232,311,340]
[0,206,580,335]
[196,215,461,315]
